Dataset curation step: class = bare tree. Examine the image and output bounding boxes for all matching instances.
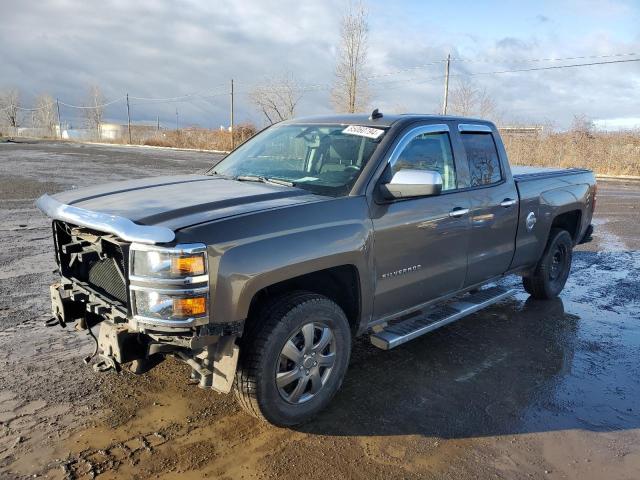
[0,89,21,130]
[83,85,106,140]
[570,113,595,136]
[250,75,303,125]
[33,94,57,137]
[331,1,369,113]
[449,78,498,121]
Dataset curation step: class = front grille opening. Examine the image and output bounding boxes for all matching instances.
[53,221,130,306]
[88,257,127,303]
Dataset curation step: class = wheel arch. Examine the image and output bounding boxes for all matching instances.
[549,209,582,244]
[244,264,363,336]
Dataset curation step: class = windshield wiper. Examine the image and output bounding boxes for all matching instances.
[235,175,296,187]
[266,177,296,187]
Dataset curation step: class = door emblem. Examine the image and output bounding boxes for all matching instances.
[381,264,422,279]
[526,212,537,231]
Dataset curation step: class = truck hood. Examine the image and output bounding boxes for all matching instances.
[45,174,327,234]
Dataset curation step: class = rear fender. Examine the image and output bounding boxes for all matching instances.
[538,184,589,242]
[512,182,590,270]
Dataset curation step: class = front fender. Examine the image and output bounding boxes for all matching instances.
[177,196,374,332]
[217,221,372,325]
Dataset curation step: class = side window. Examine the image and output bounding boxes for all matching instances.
[392,132,457,191]
[461,133,502,186]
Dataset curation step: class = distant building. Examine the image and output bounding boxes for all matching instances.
[57,122,160,142]
[499,126,544,136]
[1,121,161,142]
[100,123,126,140]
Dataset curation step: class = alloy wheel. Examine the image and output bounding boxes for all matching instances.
[275,322,337,404]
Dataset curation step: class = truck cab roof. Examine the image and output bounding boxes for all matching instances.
[283,113,495,129]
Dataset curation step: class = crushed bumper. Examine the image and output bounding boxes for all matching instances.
[47,280,240,394]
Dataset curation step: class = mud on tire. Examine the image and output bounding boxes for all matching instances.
[234,291,352,426]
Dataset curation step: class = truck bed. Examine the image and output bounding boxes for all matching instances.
[510,166,595,271]
[512,166,592,182]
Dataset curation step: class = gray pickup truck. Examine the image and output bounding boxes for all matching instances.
[36,112,596,425]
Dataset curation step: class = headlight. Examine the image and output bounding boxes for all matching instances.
[131,245,207,279]
[132,288,208,321]
[128,243,209,327]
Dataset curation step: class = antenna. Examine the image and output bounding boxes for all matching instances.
[369,108,383,120]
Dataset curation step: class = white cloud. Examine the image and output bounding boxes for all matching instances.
[594,117,640,130]
[1,0,639,129]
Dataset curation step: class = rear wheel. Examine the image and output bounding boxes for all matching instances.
[235,292,351,426]
[523,228,573,299]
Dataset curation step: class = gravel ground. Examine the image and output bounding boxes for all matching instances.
[0,140,639,480]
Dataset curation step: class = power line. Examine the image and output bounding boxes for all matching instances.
[270,54,640,94]
[351,52,640,86]
[15,105,49,111]
[365,59,447,79]
[365,56,640,96]
[461,57,640,77]
[248,52,640,93]
[128,84,228,103]
[58,96,126,109]
[452,51,639,64]
[130,91,230,106]
[0,102,55,112]
[4,53,640,114]
[130,93,198,102]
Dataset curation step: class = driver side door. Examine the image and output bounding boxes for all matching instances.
[369,124,471,320]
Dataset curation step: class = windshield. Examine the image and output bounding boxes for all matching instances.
[208,123,386,197]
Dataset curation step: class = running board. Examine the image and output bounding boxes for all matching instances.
[370,286,516,350]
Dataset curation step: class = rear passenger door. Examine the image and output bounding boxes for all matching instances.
[457,124,519,286]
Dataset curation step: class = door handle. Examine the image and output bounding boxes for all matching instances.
[500,198,517,207]
[449,207,470,218]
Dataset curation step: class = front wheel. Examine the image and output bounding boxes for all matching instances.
[235,292,351,426]
[523,228,573,299]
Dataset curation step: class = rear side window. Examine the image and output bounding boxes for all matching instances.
[461,133,502,186]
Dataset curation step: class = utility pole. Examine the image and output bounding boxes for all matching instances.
[56,98,62,140]
[230,79,235,150]
[442,53,451,115]
[126,93,132,144]
[156,115,160,132]
[175,108,179,131]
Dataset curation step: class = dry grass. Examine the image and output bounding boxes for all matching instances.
[141,124,256,151]
[7,117,636,177]
[502,130,640,176]
[141,125,640,177]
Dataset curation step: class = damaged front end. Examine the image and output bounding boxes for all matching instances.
[43,211,241,394]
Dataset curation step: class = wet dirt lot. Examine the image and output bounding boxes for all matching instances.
[0,140,639,479]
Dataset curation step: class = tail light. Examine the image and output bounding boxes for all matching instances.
[592,184,597,212]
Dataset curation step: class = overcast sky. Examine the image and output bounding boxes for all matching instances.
[2,0,640,129]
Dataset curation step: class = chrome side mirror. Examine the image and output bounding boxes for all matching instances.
[379,169,443,200]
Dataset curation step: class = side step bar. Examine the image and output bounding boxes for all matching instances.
[370,286,516,350]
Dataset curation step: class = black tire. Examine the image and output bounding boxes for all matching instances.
[523,228,573,300]
[234,292,351,426]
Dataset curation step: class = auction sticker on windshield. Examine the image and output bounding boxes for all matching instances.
[342,125,385,139]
